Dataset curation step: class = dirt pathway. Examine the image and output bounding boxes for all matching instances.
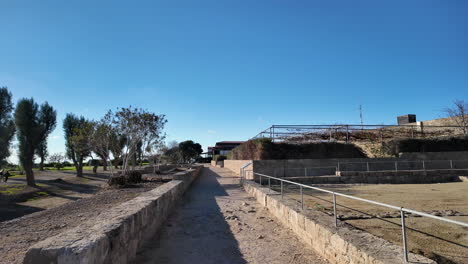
[134,166,327,264]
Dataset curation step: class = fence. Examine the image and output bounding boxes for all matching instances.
[252,124,466,144]
[337,159,468,172]
[262,160,468,178]
[240,164,468,263]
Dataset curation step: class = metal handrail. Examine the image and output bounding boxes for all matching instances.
[253,172,468,227]
[239,166,468,263]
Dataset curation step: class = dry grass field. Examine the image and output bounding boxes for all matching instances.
[274,181,468,264]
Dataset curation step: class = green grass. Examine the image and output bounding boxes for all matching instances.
[43,166,95,171]
[0,184,27,195]
[26,191,49,201]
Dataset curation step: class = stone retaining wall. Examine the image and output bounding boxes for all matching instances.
[335,169,467,184]
[223,159,252,175]
[24,166,203,264]
[210,160,224,167]
[242,180,435,264]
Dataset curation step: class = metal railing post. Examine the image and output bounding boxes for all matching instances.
[422,160,425,171]
[305,168,307,177]
[300,186,304,210]
[268,177,271,194]
[337,162,340,171]
[281,180,283,199]
[333,193,337,227]
[366,162,370,172]
[450,160,453,169]
[395,161,398,172]
[400,208,409,263]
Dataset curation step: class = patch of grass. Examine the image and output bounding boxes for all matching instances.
[9,174,25,178]
[0,184,27,195]
[26,191,50,201]
[43,166,95,171]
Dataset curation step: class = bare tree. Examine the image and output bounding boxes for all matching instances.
[444,100,468,135]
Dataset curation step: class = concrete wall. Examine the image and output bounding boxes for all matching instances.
[24,166,203,264]
[253,158,399,176]
[243,180,435,264]
[210,160,224,167]
[400,151,468,160]
[223,160,253,175]
[278,169,466,184]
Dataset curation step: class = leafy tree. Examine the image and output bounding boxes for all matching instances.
[48,153,65,170]
[14,98,42,186]
[90,111,118,173]
[179,140,203,163]
[63,114,92,177]
[444,99,468,135]
[36,102,57,170]
[113,107,166,173]
[164,146,182,164]
[0,87,16,167]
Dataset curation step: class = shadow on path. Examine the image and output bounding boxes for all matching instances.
[134,167,247,264]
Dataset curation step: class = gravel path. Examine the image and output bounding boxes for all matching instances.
[134,166,327,264]
[0,182,162,264]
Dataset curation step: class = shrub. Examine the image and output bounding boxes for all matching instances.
[383,136,468,156]
[108,175,126,186]
[229,139,367,160]
[125,171,142,184]
[54,162,64,170]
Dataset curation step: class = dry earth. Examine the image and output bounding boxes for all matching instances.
[134,166,328,264]
[0,182,162,264]
[274,182,468,264]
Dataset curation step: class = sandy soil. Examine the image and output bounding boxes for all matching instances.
[0,170,110,221]
[273,182,468,264]
[134,166,328,264]
[0,182,162,264]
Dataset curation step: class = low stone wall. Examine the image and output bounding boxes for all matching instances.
[223,159,252,175]
[336,169,468,184]
[24,166,203,264]
[210,160,224,167]
[253,158,399,175]
[242,180,435,264]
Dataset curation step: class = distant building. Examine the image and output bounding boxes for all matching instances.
[208,141,245,156]
[397,114,417,125]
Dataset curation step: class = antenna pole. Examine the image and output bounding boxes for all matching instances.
[359,105,363,130]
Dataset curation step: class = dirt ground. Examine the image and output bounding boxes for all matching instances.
[135,166,328,264]
[0,181,163,264]
[273,182,468,264]
[0,170,110,221]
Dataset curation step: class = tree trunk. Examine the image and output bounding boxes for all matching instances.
[39,155,45,171]
[25,167,35,186]
[76,160,83,177]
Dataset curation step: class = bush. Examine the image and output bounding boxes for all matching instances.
[54,162,64,170]
[125,171,142,184]
[213,155,227,162]
[108,175,126,186]
[383,136,468,156]
[229,139,367,160]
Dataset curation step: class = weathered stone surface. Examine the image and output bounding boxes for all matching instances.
[23,166,202,264]
[242,181,436,264]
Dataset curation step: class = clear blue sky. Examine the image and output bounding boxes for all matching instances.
[1,0,467,162]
